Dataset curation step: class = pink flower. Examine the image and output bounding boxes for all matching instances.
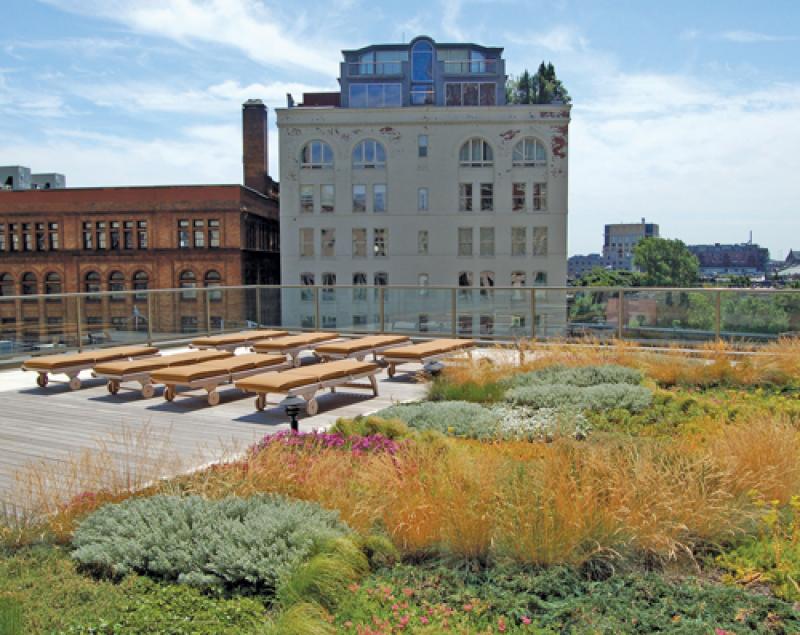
[498,616,507,632]
[420,616,429,625]
[463,603,473,612]
[521,616,532,625]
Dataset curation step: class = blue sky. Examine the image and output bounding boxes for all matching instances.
[2,0,799,257]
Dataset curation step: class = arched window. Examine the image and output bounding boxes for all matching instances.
[0,273,14,297]
[480,270,495,299]
[205,269,222,302]
[179,269,197,300]
[458,271,473,300]
[353,272,367,302]
[511,271,526,301]
[352,139,386,169]
[84,271,101,301]
[21,272,37,296]
[512,137,547,167]
[459,138,493,167]
[45,272,62,296]
[321,272,336,302]
[133,270,149,300]
[109,271,125,301]
[300,140,334,169]
[410,40,434,105]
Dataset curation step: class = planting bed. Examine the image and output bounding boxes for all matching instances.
[4,340,800,633]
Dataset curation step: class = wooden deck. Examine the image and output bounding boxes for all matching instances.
[0,353,427,510]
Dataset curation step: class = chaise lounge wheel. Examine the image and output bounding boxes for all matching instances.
[164,386,175,402]
[255,394,266,411]
[207,391,220,406]
[141,383,155,399]
[36,374,48,388]
[107,380,120,395]
[387,365,396,378]
[306,398,319,416]
[292,356,302,368]
[68,377,82,391]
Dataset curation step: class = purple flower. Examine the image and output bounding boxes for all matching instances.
[251,430,403,456]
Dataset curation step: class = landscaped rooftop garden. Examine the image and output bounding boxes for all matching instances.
[4,340,800,633]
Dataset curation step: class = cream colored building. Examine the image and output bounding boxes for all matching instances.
[276,37,570,337]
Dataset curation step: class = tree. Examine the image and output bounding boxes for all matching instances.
[506,62,571,104]
[575,267,642,287]
[517,69,531,104]
[633,238,700,287]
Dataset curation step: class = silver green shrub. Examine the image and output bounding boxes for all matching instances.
[72,494,349,593]
[505,364,643,388]
[489,404,591,441]
[375,401,500,439]
[505,382,652,412]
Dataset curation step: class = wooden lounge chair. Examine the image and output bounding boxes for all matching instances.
[150,353,290,406]
[235,358,380,416]
[314,334,411,362]
[21,344,159,390]
[381,338,475,378]
[94,349,231,398]
[190,329,288,351]
[251,332,340,367]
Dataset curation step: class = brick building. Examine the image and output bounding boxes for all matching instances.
[0,100,280,347]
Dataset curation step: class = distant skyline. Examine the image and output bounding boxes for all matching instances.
[2,1,799,257]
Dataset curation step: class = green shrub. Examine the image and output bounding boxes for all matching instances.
[266,603,336,635]
[72,495,349,593]
[374,401,500,439]
[506,383,653,413]
[331,415,411,439]
[0,597,23,635]
[428,377,506,403]
[506,364,643,388]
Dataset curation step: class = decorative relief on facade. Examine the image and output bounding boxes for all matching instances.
[500,129,520,141]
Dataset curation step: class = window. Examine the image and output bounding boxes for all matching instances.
[352,139,386,169]
[84,271,101,298]
[349,83,402,107]
[322,314,337,329]
[417,187,429,211]
[179,270,197,300]
[21,272,37,296]
[480,227,495,257]
[373,184,387,213]
[110,221,121,249]
[459,183,473,212]
[444,82,496,106]
[0,224,5,251]
[300,228,314,257]
[533,226,548,256]
[418,230,429,255]
[320,185,335,213]
[418,134,428,157]
[511,227,527,256]
[300,273,315,301]
[512,183,526,212]
[47,222,59,250]
[459,138,493,167]
[205,270,222,302]
[480,314,494,335]
[353,272,367,301]
[410,40,434,104]
[35,223,45,251]
[534,271,548,285]
[533,183,547,211]
[180,316,199,333]
[95,222,107,250]
[458,314,473,335]
[511,271,526,300]
[352,228,367,258]
[10,224,19,252]
[123,221,134,249]
[133,270,149,300]
[458,271,473,300]
[374,272,388,287]
[0,273,13,296]
[193,220,205,248]
[513,138,547,167]
[301,140,334,169]
[109,271,125,300]
[418,313,429,332]
[22,224,32,252]
[178,220,190,248]
[480,183,493,211]
[352,185,367,213]
[207,219,220,248]
[320,272,336,302]
[418,273,430,296]
[321,228,335,257]
[43,272,60,296]
[480,271,495,299]
[373,228,387,257]
[458,227,473,256]
[138,220,149,249]
[300,185,314,213]
[355,50,406,75]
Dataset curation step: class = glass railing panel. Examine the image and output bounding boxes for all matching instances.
[620,290,716,344]
[534,288,568,339]
[719,290,798,343]
[209,287,257,333]
[280,286,318,331]
[384,287,453,336]
[149,288,201,344]
[453,288,532,340]
[256,286,283,328]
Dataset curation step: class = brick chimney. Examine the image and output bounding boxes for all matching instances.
[242,99,269,195]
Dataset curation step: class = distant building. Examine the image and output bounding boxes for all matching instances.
[688,242,769,277]
[568,253,606,280]
[785,250,800,267]
[602,219,659,270]
[0,166,66,191]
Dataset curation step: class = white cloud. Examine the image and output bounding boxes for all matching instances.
[506,25,587,54]
[41,0,341,76]
[721,30,798,44]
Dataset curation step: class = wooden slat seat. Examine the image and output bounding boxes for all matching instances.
[22,345,158,372]
[94,350,230,376]
[315,335,410,357]
[151,353,285,384]
[382,338,473,360]
[190,329,288,349]
[252,332,339,351]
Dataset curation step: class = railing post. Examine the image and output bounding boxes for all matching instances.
[146,291,153,346]
[617,289,625,341]
[378,287,385,334]
[451,288,457,337]
[205,289,211,335]
[75,295,83,353]
[715,290,722,341]
[530,288,537,339]
[313,287,320,331]
[255,286,262,327]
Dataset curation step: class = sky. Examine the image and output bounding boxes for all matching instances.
[2,0,799,258]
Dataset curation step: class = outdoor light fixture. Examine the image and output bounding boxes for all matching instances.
[279,395,306,432]
[423,360,445,376]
